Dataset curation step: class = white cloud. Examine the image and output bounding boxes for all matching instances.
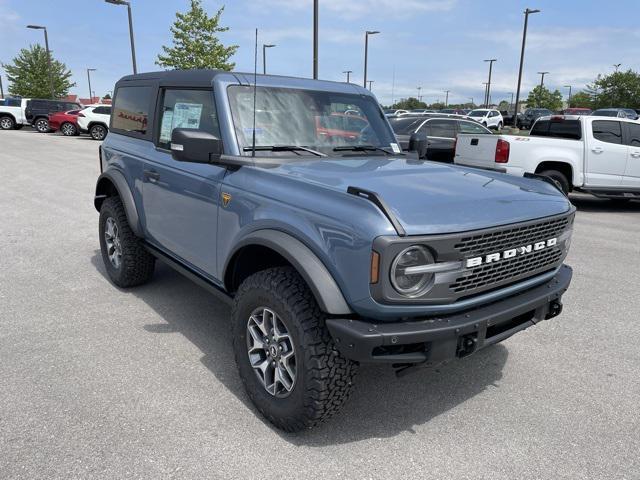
[251,0,457,18]
[241,26,361,44]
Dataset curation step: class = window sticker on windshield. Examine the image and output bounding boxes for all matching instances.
[172,102,203,130]
[390,143,401,153]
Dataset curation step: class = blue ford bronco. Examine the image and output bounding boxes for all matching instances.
[95,70,574,431]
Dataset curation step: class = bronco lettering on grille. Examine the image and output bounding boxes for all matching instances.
[465,238,558,268]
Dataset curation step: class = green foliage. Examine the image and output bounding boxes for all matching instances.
[586,70,640,109]
[2,44,75,98]
[427,102,445,110]
[390,97,427,110]
[103,93,112,100]
[498,100,510,111]
[568,90,592,108]
[156,1,238,70]
[525,85,563,111]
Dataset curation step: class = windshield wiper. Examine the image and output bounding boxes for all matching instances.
[333,145,404,155]
[242,145,327,157]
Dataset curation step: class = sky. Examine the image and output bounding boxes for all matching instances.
[1,0,640,106]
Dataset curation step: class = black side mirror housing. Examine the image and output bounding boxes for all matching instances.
[408,132,428,159]
[170,128,223,163]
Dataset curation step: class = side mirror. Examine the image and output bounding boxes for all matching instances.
[408,132,428,159]
[170,128,223,163]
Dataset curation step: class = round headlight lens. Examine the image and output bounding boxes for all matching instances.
[390,245,434,297]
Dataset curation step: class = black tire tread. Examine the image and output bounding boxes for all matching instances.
[538,169,570,194]
[233,267,358,432]
[99,196,155,287]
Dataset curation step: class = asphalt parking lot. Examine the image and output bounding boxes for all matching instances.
[1,128,639,479]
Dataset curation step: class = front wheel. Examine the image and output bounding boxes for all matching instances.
[233,267,358,432]
[60,122,78,136]
[90,124,108,140]
[0,116,15,130]
[34,118,49,133]
[497,122,503,131]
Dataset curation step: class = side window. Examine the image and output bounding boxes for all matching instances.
[112,86,152,135]
[459,121,490,134]
[626,123,640,146]
[94,106,112,115]
[423,120,456,138]
[592,120,622,145]
[157,89,220,150]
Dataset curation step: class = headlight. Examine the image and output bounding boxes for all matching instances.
[390,245,434,297]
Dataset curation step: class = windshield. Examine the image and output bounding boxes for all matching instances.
[468,109,488,117]
[227,85,397,155]
[387,117,425,135]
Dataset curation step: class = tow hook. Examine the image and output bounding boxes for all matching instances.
[545,300,563,320]
[456,333,478,358]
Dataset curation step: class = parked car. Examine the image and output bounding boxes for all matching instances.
[388,114,492,162]
[25,99,83,132]
[94,70,574,430]
[439,108,467,115]
[48,110,82,136]
[591,108,639,120]
[77,105,112,140]
[384,109,408,116]
[520,108,553,129]
[410,109,436,114]
[0,97,29,130]
[562,108,592,116]
[454,114,640,199]
[466,108,504,129]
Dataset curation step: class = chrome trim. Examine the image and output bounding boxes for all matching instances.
[403,261,463,275]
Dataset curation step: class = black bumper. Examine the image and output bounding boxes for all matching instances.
[326,265,572,365]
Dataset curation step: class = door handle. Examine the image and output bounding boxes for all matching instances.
[591,147,604,153]
[631,152,640,158]
[143,169,160,181]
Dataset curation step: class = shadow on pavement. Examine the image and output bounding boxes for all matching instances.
[570,194,640,213]
[91,252,508,444]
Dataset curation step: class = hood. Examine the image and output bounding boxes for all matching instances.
[261,157,571,235]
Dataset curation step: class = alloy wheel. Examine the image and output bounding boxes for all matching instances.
[0,117,13,130]
[246,307,297,398]
[91,126,106,140]
[104,217,122,269]
[36,119,49,132]
[61,123,76,136]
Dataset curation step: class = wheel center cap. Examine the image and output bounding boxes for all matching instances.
[269,345,278,358]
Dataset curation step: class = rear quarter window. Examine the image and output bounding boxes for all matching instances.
[112,86,152,136]
[530,120,582,140]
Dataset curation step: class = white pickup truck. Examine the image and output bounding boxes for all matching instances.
[0,97,29,130]
[454,115,640,200]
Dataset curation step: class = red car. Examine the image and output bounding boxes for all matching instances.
[48,110,82,136]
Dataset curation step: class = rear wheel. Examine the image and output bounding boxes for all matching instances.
[34,118,49,133]
[233,267,358,432]
[90,124,107,140]
[60,122,78,136]
[0,116,15,130]
[497,121,503,131]
[538,169,570,195]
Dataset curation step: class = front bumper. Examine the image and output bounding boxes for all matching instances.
[326,264,572,365]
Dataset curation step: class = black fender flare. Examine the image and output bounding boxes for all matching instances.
[226,230,352,315]
[94,170,143,237]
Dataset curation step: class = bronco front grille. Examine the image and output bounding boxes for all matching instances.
[453,215,570,258]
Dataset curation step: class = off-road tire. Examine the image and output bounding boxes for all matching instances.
[98,196,155,288]
[233,267,358,432]
[34,118,49,133]
[90,124,107,140]
[538,169,570,195]
[0,116,15,130]
[60,122,78,136]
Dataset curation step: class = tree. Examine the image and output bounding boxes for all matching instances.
[103,93,112,100]
[156,1,238,70]
[587,70,640,109]
[568,90,592,108]
[498,100,510,111]
[390,97,427,110]
[525,85,563,111]
[2,44,75,98]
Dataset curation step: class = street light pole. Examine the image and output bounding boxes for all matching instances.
[513,8,540,127]
[469,97,474,107]
[87,68,96,103]
[105,0,138,74]
[538,71,549,88]
[564,85,572,106]
[363,30,380,88]
[484,59,497,107]
[482,82,489,107]
[444,90,450,107]
[367,80,374,91]
[0,75,4,99]
[509,92,514,112]
[342,70,352,83]
[262,44,275,74]
[312,0,318,79]
[27,25,55,98]
[417,86,422,102]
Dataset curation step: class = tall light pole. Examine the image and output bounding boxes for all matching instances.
[312,0,318,78]
[417,86,422,101]
[363,30,380,88]
[469,97,474,107]
[444,90,450,107]
[26,25,54,98]
[105,0,137,74]
[87,68,96,103]
[262,44,275,74]
[342,70,352,83]
[482,82,489,107]
[538,71,549,88]
[484,59,497,107]
[509,92,514,111]
[564,85,572,106]
[613,63,622,72]
[367,80,374,92]
[0,75,4,99]
[513,8,540,127]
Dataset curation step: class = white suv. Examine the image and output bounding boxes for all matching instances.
[467,108,504,130]
[77,105,111,140]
